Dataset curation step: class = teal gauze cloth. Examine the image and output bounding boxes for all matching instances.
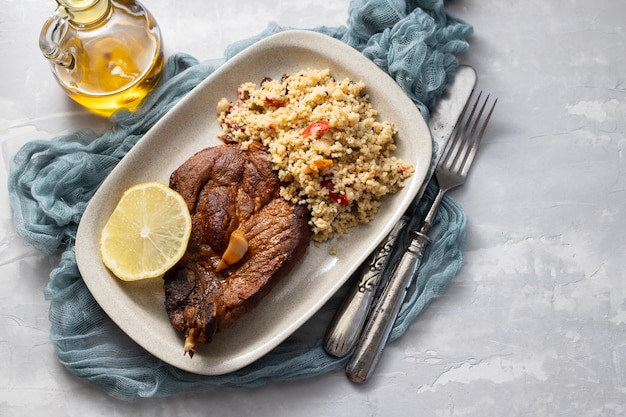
[7,0,472,400]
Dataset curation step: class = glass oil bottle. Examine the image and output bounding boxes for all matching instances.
[39,0,164,117]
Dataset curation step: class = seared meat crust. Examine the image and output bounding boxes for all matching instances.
[164,142,310,353]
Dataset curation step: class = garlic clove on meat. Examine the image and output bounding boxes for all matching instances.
[216,229,249,271]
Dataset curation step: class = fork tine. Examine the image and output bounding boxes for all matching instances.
[439,91,478,171]
[452,93,483,174]
[438,90,497,181]
[453,93,488,175]
[460,94,497,176]
[446,91,482,173]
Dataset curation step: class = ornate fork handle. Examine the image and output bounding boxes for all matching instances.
[323,217,407,357]
[345,226,431,383]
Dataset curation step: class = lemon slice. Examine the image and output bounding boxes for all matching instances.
[99,182,192,281]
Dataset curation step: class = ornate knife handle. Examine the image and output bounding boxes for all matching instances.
[323,217,408,358]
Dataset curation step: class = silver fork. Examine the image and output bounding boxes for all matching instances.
[416,91,497,236]
[345,91,497,383]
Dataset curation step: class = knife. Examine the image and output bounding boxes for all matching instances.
[323,65,477,359]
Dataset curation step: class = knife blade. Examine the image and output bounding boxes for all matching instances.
[323,65,477,359]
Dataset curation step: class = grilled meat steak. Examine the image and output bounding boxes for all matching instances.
[164,142,311,356]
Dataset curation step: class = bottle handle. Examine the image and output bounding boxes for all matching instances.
[39,7,75,69]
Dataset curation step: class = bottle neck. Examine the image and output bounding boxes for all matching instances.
[55,0,111,25]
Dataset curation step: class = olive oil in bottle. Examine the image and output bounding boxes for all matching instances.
[40,0,164,117]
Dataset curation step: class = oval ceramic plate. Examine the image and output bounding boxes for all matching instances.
[75,30,432,375]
